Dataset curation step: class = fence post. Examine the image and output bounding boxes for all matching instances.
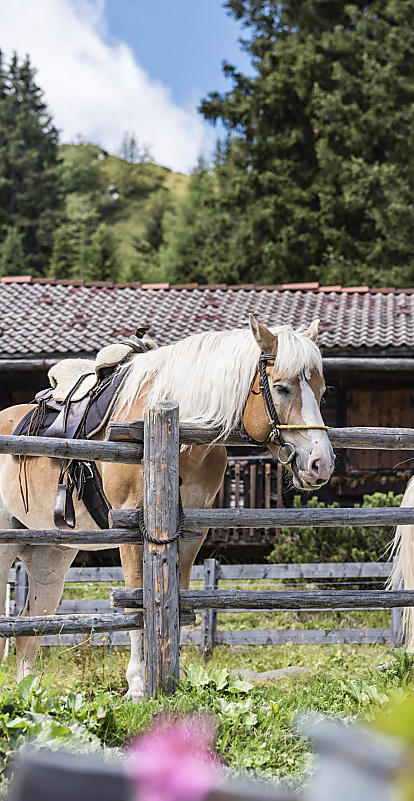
[391,559,405,648]
[200,558,218,661]
[14,562,29,615]
[143,401,180,697]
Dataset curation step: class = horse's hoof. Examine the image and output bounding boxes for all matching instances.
[125,686,144,702]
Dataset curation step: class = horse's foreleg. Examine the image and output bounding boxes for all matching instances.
[0,506,22,663]
[15,545,78,680]
[119,544,144,701]
[0,544,21,664]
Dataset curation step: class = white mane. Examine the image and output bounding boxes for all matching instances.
[115,325,323,438]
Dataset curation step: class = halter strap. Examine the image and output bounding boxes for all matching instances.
[241,354,328,468]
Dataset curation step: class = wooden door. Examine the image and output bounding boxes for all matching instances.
[347,388,414,470]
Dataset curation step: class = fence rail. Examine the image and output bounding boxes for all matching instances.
[109,421,414,449]
[6,561,395,651]
[111,506,414,529]
[1,416,414,695]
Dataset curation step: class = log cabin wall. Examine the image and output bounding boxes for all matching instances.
[327,368,414,503]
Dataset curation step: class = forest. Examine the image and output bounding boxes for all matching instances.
[1,0,414,287]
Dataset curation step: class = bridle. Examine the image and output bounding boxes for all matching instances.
[241,353,328,474]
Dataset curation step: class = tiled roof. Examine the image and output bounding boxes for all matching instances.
[0,277,413,357]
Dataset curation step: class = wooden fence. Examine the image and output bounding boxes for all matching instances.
[7,560,400,655]
[2,410,414,695]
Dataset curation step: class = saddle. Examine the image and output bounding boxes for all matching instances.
[13,329,152,530]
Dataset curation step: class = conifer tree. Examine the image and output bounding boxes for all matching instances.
[0,52,62,276]
[84,223,119,281]
[0,226,25,276]
[190,1,414,286]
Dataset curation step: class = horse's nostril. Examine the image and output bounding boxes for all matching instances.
[311,459,319,475]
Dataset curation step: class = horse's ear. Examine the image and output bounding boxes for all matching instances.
[249,314,277,353]
[305,318,319,342]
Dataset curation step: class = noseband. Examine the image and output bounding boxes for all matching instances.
[242,354,328,471]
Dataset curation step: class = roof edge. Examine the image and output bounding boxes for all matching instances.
[0,277,412,294]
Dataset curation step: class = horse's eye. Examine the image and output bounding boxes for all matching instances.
[274,384,289,396]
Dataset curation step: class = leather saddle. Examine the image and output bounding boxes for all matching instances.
[13,330,150,530]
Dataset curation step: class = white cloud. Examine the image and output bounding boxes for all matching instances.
[0,0,212,172]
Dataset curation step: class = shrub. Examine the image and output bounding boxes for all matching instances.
[267,492,403,564]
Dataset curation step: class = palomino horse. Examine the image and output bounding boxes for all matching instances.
[0,315,334,698]
[390,483,414,650]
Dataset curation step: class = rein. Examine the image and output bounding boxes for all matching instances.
[242,353,328,469]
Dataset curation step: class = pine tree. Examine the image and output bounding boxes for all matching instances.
[194,1,414,286]
[160,156,240,283]
[48,224,78,279]
[0,52,62,276]
[84,223,119,281]
[0,226,25,276]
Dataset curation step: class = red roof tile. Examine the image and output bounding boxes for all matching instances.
[0,278,413,357]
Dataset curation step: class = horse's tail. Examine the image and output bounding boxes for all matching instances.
[389,476,414,651]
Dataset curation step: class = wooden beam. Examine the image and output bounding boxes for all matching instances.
[109,421,414,450]
[328,427,414,450]
[323,358,414,372]
[0,355,95,372]
[200,558,218,661]
[111,587,414,610]
[111,506,414,530]
[0,528,201,545]
[0,612,143,637]
[214,562,392,579]
[0,434,142,464]
[143,401,181,697]
[0,528,141,545]
[212,628,391,645]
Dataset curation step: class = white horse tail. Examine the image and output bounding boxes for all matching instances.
[389,476,414,651]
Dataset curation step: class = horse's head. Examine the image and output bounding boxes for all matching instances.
[243,314,335,491]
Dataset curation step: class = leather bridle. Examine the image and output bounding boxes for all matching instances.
[242,353,328,475]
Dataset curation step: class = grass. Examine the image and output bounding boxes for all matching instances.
[1,645,413,789]
[2,575,413,790]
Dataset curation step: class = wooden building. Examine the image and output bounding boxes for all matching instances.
[1,277,414,556]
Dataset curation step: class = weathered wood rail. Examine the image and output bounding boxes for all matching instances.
[111,588,414,611]
[0,528,200,545]
[111,506,414,529]
[5,560,395,651]
[1,414,414,695]
[109,421,414,449]
[0,433,142,463]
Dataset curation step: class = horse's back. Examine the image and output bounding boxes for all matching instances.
[0,403,35,436]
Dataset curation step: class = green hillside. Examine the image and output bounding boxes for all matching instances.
[56,144,189,282]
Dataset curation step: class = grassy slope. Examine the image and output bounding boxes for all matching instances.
[58,144,188,277]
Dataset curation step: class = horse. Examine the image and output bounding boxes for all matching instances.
[0,314,335,699]
[389,481,414,650]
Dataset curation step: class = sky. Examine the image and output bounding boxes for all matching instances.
[0,0,252,173]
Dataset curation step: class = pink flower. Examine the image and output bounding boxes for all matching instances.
[128,715,221,801]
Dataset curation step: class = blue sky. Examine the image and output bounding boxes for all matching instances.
[0,0,252,172]
[104,0,252,107]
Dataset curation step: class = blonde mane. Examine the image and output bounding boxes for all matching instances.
[115,325,323,438]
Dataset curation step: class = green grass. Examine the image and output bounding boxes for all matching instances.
[1,647,413,791]
[58,143,188,277]
[3,575,413,790]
